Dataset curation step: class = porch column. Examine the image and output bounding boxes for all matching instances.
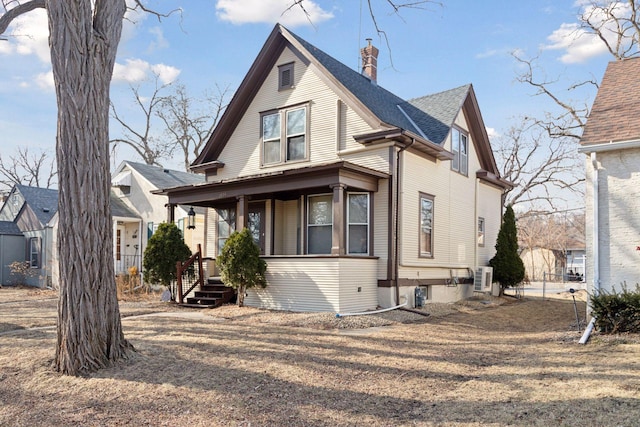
[236,195,248,231]
[330,184,346,255]
[165,203,175,223]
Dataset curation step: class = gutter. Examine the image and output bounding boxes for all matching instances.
[578,138,640,154]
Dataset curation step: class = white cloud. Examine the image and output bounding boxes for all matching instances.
[3,9,50,63]
[113,58,181,84]
[475,49,500,59]
[148,27,169,52]
[35,70,55,90]
[541,23,608,63]
[151,63,181,84]
[542,2,633,63]
[486,127,500,140]
[216,0,333,27]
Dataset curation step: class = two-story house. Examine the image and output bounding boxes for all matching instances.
[157,25,511,313]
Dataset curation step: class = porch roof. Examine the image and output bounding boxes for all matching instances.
[154,161,389,207]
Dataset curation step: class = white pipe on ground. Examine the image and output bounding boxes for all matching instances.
[336,302,408,318]
[579,317,596,345]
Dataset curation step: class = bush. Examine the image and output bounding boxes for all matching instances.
[143,222,192,298]
[590,283,640,334]
[216,228,267,307]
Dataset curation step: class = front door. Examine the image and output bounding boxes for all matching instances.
[248,202,266,255]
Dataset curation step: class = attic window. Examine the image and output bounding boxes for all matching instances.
[278,62,294,90]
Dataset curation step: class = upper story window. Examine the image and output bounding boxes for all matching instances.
[278,63,294,90]
[262,105,308,166]
[451,127,468,176]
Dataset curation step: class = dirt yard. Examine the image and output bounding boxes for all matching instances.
[1,286,639,426]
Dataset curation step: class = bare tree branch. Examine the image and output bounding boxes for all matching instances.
[109,74,176,167]
[495,117,584,212]
[0,0,45,35]
[0,147,57,190]
[156,83,232,171]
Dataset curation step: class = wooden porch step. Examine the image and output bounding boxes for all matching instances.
[178,303,217,309]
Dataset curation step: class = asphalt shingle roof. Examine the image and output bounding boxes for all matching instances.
[16,184,58,225]
[0,220,22,235]
[123,161,205,188]
[110,191,140,219]
[289,30,469,145]
[581,57,640,145]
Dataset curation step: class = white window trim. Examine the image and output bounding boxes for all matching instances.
[347,192,370,255]
[261,103,309,167]
[306,194,333,255]
[451,127,468,176]
[419,193,434,258]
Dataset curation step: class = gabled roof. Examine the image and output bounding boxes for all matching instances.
[16,184,58,225]
[194,24,503,180]
[581,57,640,146]
[115,161,205,189]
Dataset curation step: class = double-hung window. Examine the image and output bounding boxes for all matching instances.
[29,237,40,268]
[347,193,369,255]
[477,217,485,246]
[307,195,332,254]
[262,105,307,166]
[451,127,468,175]
[419,193,434,258]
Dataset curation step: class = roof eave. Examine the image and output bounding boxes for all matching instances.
[476,170,513,190]
[353,128,454,160]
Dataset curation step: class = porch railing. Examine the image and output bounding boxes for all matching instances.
[176,244,205,304]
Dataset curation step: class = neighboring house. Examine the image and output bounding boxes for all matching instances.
[110,161,206,274]
[520,245,586,282]
[0,185,58,287]
[158,25,511,312]
[579,57,640,297]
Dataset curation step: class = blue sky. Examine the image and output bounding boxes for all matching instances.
[0,0,617,174]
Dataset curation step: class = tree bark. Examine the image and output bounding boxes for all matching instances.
[49,0,133,376]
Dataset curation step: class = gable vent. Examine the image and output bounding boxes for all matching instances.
[278,63,294,90]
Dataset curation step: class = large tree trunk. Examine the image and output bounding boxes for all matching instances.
[49,0,133,376]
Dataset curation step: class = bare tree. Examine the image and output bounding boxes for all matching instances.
[0,147,57,190]
[156,83,231,171]
[495,118,584,214]
[110,75,176,167]
[0,0,177,376]
[514,1,640,141]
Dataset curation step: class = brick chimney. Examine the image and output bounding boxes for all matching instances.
[360,38,379,83]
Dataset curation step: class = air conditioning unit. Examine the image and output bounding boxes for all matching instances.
[474,266,493,292]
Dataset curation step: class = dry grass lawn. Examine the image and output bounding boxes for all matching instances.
[1,286,639,426]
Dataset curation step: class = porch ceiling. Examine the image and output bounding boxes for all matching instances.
[156,161,389,207]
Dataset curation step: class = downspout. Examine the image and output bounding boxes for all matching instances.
[580,152,599,345]
[394,139,415,305]
[590,151,600,297]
